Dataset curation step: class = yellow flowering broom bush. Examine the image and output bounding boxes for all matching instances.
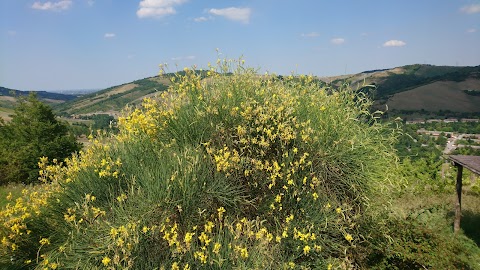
[1,59,399,269]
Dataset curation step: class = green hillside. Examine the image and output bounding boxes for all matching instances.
[0,87,77,121]
[4,64,479,121]
[322,64,480,115]
[0,86,77,103]
[54,76,170,116]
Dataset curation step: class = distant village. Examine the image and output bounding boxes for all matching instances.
[406,118,480,124]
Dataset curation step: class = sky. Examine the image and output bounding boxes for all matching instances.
[1,0,479,91]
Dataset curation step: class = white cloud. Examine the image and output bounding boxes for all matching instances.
[467,28,477,33]
[194,16,209,22]
[87,0,94,6]
[301,32,319,38]
[208,7,251,24]
[7,30,16,36]
[460,4,480,14]
[171,55,196,61]
[104,33,116,38]
[137,0,188,19]
[31,0,72,11]
[331,38,345,45]
[383,39,406,47]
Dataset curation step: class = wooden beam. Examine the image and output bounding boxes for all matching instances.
[454,163,463,233]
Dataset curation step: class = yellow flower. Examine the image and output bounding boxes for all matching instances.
[204,221,214,233]
[345,233,353,242]
[171,262,180,270]
[184,232,194,245]
[198,232,211,246]
[217,207,226,220]
[102,256,111,266]
[303,245,311,255]
[194,251,207,264]
[336,207,342,214]
[39,238,50,245]
[238,247,249,258]
[110,228,118,238]
[213,242,221,254]
[285,214,294,223]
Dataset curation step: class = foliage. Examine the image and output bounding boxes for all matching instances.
[0,93,81,184]
[452,146,480,156]
[0,184,24,209]
[464,89,480,96]
[394,123,444,161]
[0,60,401,269]
[418,121,480,134]
[368,203,480,269]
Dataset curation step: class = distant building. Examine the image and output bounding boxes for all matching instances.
[460,118,480,123]
[406,119,425,124]
[444,118,458,123]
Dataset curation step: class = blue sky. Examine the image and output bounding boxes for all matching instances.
[1,0,479,91]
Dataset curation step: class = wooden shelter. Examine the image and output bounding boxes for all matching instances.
[448,155,480,233]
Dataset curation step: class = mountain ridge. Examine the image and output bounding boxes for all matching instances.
[2,64,479,120]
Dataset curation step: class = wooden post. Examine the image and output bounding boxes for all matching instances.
[454,164,463,233]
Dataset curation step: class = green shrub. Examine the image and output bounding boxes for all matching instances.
[0,93,81,184]
[368,202,480,269]
[0,59,410,269]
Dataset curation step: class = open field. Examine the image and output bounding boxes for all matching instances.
[387,79,480,112]
[66,83,138,113]
[0,107,13,121]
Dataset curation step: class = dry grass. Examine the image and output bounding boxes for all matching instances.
[67,83,138,112]
[386,79,480,112]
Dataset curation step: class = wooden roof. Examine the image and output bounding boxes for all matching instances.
[449,155,480,175]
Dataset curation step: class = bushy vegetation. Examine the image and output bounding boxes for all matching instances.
[68,114,118,137]
[0,93,81,184]
[1,60,479,269]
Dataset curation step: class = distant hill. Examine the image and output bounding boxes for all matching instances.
[0,87,77,102]
[0,86,77,121]
[54,76,171,116]
[320,64,480,115]
[3,64,479,122]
